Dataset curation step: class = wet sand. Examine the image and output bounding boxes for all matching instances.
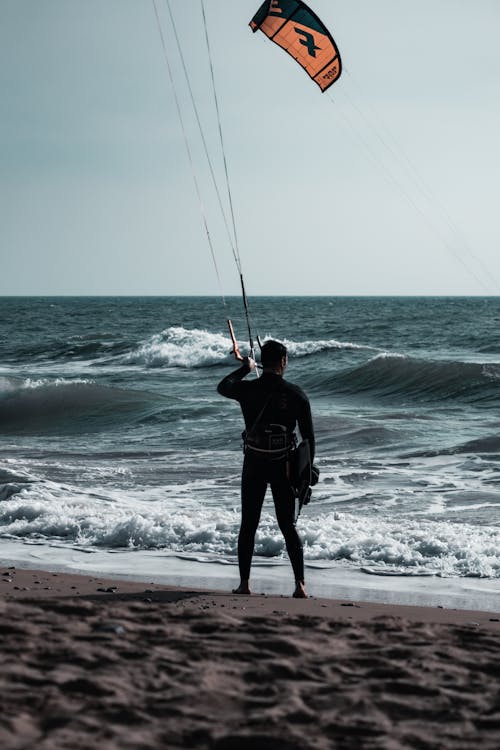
[1,565,500,749]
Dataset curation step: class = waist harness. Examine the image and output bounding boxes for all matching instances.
[243,394,296,458]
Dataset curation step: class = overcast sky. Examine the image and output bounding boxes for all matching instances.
[1,0,499,296]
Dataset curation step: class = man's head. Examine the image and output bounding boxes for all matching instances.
[260,340,288,373]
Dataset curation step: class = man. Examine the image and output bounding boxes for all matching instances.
[217,339,315,598]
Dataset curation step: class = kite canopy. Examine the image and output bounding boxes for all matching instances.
[250,0,342,92]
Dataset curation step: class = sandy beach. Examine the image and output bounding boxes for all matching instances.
[1,566,499,749]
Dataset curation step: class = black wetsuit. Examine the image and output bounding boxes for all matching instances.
[217,362,315,584]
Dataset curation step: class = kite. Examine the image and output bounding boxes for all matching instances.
[250,0,342,92]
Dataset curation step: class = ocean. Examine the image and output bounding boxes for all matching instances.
[1,296,500,608]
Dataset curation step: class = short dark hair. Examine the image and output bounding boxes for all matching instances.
[260,340,287,367]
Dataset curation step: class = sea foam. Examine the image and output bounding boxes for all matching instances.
[2,475,499,578]
[122,327,233,368]
[121,326,377,368]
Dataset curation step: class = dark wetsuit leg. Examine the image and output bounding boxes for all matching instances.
[269,465,304,584]
[239,456,268,581]
[239,455,304,584]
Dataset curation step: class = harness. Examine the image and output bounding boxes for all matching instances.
[243,393,296,460]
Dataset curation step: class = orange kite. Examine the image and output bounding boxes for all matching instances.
[250,0,342,92]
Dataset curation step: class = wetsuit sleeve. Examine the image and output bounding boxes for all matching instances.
[217,362,251,401]
[298,396,315,462]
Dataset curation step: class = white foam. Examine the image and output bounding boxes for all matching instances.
[0,376,18,396]
[299,512,500,578]
[1,476,500,578]
[119,327,380,369]
[0,376,95,396]
[122,327,233,368]
[482,364,500,381]
[283,337,378,357]
[21,377,95,390]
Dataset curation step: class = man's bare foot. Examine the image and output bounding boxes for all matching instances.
[293,582,308,598]
[232,581,251,595]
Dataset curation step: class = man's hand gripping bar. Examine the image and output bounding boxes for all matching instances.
[227,319,243,361]
[227,319,260,372]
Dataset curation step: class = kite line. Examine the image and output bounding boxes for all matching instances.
[152,0,259,367]
[328,79,497,294]
[151,0,225,305]
[201,0,258,363]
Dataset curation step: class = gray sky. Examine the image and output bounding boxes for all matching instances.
[1,0,499,296]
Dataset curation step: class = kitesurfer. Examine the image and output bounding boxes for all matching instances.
[217,340,315,598]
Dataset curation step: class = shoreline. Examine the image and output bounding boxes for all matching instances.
[1,563,499,630]
[2,538,500,613]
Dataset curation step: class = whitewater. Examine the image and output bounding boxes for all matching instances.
[1,296,499,607]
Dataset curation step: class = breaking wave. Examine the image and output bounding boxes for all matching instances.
[121,328,233,368]
[328,354,500,404]
[120,327,375,369]
[0,376,159,434]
